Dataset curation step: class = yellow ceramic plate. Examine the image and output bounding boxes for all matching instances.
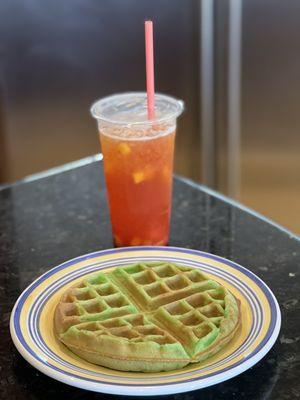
[10,247,281,395]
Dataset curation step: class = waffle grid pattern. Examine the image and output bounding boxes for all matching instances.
[58,262,230,356]
[74,314,177,345]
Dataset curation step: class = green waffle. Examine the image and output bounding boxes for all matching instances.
[54,262,240,372]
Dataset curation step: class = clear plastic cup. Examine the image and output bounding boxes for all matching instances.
[91,92,184,247]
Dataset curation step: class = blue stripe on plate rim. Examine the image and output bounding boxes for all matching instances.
[30,257,260,377]
[11,247,281,390]
[29,257,259,376]
[28,256,261,380]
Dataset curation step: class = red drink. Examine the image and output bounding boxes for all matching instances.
[91,93,183,247]
[100,128,175,246]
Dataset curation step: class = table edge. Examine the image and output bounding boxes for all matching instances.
[0,154,298,240]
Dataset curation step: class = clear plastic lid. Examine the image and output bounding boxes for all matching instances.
[90,92,184,126]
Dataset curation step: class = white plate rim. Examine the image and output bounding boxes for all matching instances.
[10,246,281,396]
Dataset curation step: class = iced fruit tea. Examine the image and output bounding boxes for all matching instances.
[100,127,175,246]
[91,92,184,247]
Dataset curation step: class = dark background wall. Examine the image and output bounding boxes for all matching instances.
[0,0,299,233]
[0,0,201,181]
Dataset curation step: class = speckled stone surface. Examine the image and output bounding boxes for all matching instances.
[0,159,299,400]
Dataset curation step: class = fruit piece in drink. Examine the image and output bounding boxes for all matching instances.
[100,127,175,247]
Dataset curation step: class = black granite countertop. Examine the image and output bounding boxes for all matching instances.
[0,157,299,400]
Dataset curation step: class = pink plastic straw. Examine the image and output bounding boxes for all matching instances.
[145,20,155,119]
